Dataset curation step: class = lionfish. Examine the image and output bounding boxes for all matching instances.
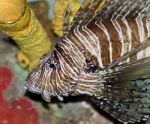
[25,0,150,123]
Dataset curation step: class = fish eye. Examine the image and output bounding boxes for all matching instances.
[50,63,56,69]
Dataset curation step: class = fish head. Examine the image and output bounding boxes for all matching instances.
[25,51,79,102]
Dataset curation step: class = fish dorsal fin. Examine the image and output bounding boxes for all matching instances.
[63,3,73,35]
[94,0,150,21]
[64,0,150,35]
[67,0,107,32]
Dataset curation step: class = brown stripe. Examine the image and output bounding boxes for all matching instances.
[87,21,110,65]
[127,17,140,61]
[57,66,73,88]
[103,19,122,62]
[68,31,88,57]
[56,72,70,92]
[55,43,76,72]
[143,17,149,38]
[55,44,69,62]
[62,40,81,72]
[49,71,57,92]
[35,69,45,89]
[118,18,130,54]
[55,47,77,84]
[68,28,97,66]
[53,50,60,65]
[78,26,99,67]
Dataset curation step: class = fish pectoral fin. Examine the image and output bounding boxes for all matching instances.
[103,57,150,84]
[93,57,150,123]
[74,57,150,123]
[74,56,150,96]
[92,94,150,123]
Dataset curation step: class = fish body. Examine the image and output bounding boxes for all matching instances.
[25,0,150,123]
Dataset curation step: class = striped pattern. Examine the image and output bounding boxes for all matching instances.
[88,16,150,65]
[25,0,150,101]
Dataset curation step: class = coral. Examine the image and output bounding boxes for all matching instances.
[17,51,30,69]
[0,67,12,116]
[0,66,39,124]
[0,67,13,94]
[0,98,39,124]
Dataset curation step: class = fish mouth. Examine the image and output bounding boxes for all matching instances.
[24,81,42,94]
[24,78,73,102]
[25,81,61,102]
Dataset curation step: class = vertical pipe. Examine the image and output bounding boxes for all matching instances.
[0,0,53,71]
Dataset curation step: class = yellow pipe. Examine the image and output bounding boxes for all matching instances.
[0,0,26,23]
[0,0,53,71]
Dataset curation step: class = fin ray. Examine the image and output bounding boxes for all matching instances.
[69,0,107,31]
[97,57,150,123]
[63,3,73,35]
[64,0,150,35]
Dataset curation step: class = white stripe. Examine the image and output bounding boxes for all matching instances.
[136,16,145,59]
[74,25,104,68]
[111,17,125,56]
[146,19,150,37]
[145,19,150,57]
[55,69,71,94]
[75,26,96,56]
[65,36,85,61]
[55,49,76,79]
[82,25,104,68]
[63,37,84,69]
[136,17,145,43]
[122,17,132,62]
[46,69,53,92]
[76,89,93,96]
[65,35,87,68]
[55,70,64,93]
[59,41,80,72]
[95,20,113,63]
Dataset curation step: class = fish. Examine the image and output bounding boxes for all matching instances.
[25,0,150,123]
